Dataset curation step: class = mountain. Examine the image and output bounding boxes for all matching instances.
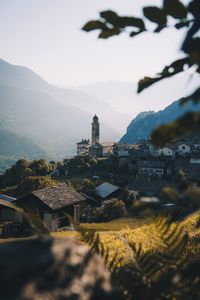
[77,76,199,117]
[0,128,47,174]
[120,100,200,144]
[0,59,129,133]
[0,59,123,172]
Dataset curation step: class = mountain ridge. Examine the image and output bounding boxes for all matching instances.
[120,99,199,144]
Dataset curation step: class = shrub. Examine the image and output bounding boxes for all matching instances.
[94,198,127,222]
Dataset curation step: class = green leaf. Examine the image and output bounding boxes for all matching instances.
[138,76,161,93]
[138,57,192,93]
[188,0,200,18]
[119,17,145,30]
[82,20,106,32]
[100,10,118,25]
[99,29,121,39]
[130,30,143,38]
[164,0,187,19]
[143,6,167,25]
[175,20,194,29]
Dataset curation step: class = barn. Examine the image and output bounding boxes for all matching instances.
[15,183,89,230]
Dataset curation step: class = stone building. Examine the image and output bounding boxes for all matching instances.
[76,115,115,157]
[76,139,90,156]
[91,114,100,144]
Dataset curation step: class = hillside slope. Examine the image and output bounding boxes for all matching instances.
[120,100,200,144]
[0,59,122,172]
[0,128,46,173]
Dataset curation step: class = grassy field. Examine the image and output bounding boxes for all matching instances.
[52,212,200,267]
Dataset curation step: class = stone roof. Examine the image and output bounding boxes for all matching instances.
[77,139,90,145]
[29,183,86,210]
[95,182,120,199]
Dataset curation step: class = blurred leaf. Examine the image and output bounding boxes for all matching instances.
[175,19,194,29]
[181,87,200,105]
[162,187,180,203]
[154,25,166,33]
[184,188,200,206]
[100,10,118,25]
[138,76,161,93]
[138,57,192,93]
[99,29,121,39]
[130,30,144,37]
[188,0,200,18]
[119,17,145,30]
[143,6,167,26]
[151,111,200,146]
[185,38,200,64]
[82,20,106,32]
[164,0,187,19]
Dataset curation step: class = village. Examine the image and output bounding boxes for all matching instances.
[0,114,200,236]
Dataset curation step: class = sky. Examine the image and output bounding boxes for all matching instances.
[0,0,187,87]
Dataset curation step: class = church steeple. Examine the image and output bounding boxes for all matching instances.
[91,114,100,144]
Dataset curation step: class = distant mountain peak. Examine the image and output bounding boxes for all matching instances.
[120,99,199,144]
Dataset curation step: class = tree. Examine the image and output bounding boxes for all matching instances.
[82,0,200,146]
[94,198,127,221]
[30,159,53,176]
[15,176,56,198]
[2,159,31,186]
[81,178,95,193]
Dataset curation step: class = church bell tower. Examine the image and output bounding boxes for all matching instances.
[91,115,100,144]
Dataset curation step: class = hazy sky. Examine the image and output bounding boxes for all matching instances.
[0,0,187,86]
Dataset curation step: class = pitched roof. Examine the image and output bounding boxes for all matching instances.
[77,139,90,145]
[95,182,120,199]
[0,194,16,203]
[30,183,86,210]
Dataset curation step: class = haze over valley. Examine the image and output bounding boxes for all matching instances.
[0,57,199,172]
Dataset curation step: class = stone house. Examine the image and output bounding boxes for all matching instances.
[14,183,90,230]
[190,152,200,164]
[95,182,121,201]
[178,143,191,157]
[159,147,174,157]
[126,176,174,198]
[76,139,90,156]
[138,160,165,178]
[89,142,103,157]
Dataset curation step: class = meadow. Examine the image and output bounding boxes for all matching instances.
[53,212,200,267]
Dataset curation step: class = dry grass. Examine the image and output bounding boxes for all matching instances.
[54,212,200,267]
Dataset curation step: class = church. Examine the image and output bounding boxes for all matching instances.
[76,115,115,157]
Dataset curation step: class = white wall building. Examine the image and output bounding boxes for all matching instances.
[159,147,174,157]
[178,144,191,156]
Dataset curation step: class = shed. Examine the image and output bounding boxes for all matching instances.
[95,182,120,200]
[15,183,88,230]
